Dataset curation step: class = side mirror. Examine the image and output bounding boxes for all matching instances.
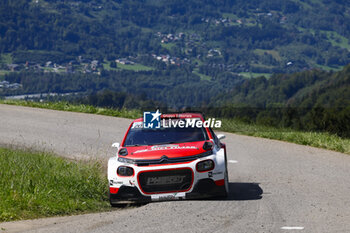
[112,142,120,150]
[203,141,213,151]
[217,134,226,140]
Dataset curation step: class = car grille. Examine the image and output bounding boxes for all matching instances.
[138,168,193,194]
[134,150,212,166]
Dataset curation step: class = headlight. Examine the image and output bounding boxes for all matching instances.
[196,159,215,172]
[117,166,134,176]
[118,157,135,164]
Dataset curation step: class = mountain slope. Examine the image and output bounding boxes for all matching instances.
[209,64,350,136]
[0,0,350,76]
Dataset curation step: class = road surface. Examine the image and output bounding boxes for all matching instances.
[0,104,349,233]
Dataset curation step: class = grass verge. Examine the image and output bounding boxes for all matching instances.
[0,99,141,119]
[221,119,350,155]
[0,100,349,155]
[0,147,110,222]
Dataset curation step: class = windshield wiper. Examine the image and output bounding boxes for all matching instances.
[151,141,180,145]
[128,141,188,146]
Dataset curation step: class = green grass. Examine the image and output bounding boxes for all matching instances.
[192,58,203,66]
[313,63,343,72]
[0,100,349,155]
[222,13,238,20]
[0,54,12,64]
[239,72,272,79]
[117,63,154,71]
[324,31,350,51]
[102,61,118,71]
[251,63,275,69]
[0,70,10,76]
[0,100,141,119]
[292,0,312,9]
[298,28,350,51]
[221,119,350,155]
[0,147,110,222]
[254,49,282,62]
[192,69,211,81]
[161,42,176,50]
[103,61,154,72]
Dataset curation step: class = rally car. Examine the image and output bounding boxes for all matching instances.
[108,112,229,205]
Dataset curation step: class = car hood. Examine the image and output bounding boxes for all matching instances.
[123,141,207,160]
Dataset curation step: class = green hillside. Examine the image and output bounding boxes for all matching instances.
[0,0,350,76]
[0,0,349,137]
[209,64,350,137]
[214,64,350,108]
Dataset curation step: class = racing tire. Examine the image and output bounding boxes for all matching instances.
[109,194,147,207]
[218,159,229,198]
[110,201,146,208]
[110,202,128,208]
[109,192,127,208]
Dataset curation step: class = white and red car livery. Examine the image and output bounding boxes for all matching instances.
[108,112,229,205]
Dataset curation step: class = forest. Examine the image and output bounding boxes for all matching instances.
[2,64,350,137]
[1,0,350,76]
[0,0,349,137]
[207,64,350,137]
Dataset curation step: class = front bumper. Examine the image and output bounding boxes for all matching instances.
[108,151,227,203]
[109,178,226,204]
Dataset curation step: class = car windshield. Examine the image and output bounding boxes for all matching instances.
[123,122,208,146]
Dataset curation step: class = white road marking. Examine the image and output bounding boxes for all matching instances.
[228,160,238,164]
[281,226,304,230]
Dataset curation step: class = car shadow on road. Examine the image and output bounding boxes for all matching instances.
[113,182,263,207]
[226,182,263,201]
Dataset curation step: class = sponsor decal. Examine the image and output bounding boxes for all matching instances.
[131,122,143,129]
[151,192,186,201]
[212,171,223,175]
[134,145,198,153]
[110,180,123,185]
[208,171,223,178]
[146,175,186,185]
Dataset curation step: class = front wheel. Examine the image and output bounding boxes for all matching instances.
[218,161,229,198]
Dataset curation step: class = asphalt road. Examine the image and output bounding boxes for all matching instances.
[0,104,349,233]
